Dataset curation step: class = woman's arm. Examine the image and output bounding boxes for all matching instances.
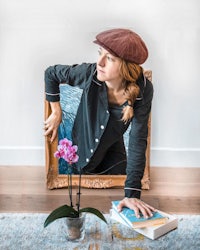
[125,100,152,199]
[44,102,62,143]
[44,65,69,142]
[118,78,155,217]
[44,63,95,142]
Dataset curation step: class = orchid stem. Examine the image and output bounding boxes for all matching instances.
[76,169,82,213]
[68,170,73,207]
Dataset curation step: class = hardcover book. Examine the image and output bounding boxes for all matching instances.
[111,200,167,229]
[111,200,178,240]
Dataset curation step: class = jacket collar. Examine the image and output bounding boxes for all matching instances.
[92,68,103,86]
[92,68,108,109]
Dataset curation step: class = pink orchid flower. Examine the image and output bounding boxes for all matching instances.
[59,138,72,147]
[54,139,79,165]
[63,145,79,164]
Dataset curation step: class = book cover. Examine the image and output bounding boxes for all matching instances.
[110,201,178,240]
[111,200,167,229]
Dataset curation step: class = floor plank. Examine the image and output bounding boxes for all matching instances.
[0,166,199,214]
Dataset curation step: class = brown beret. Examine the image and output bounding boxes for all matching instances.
[93,28,148,64]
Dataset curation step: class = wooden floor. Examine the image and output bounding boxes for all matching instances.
[0,166,199,214]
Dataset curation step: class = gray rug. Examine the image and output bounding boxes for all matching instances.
[0,213,199,250]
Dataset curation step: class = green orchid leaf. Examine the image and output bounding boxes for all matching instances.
[44,205,79,228]
[79,207,107,224]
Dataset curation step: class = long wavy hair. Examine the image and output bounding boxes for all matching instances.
[119,60,142,123]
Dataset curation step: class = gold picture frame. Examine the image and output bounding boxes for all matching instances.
[45,71,152,190]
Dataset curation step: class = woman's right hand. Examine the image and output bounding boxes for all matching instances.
[44,102,62,143]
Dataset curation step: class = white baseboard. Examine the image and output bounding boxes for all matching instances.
[0,146,199,167]
[0,146,45,166]
[151,147,200,167]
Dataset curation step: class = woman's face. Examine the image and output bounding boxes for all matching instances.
[96,47,123,84]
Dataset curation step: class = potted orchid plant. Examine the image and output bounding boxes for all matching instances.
[44,138,107,240]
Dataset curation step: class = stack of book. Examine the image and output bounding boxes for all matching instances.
[110,200,178,240]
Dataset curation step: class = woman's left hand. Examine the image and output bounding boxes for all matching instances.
[117,197,157,219]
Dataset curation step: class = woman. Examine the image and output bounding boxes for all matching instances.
[44,28,156,218]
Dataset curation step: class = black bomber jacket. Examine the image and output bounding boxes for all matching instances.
[45,63,153,199]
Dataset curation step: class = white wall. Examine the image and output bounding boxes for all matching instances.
[0,0,199,167]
